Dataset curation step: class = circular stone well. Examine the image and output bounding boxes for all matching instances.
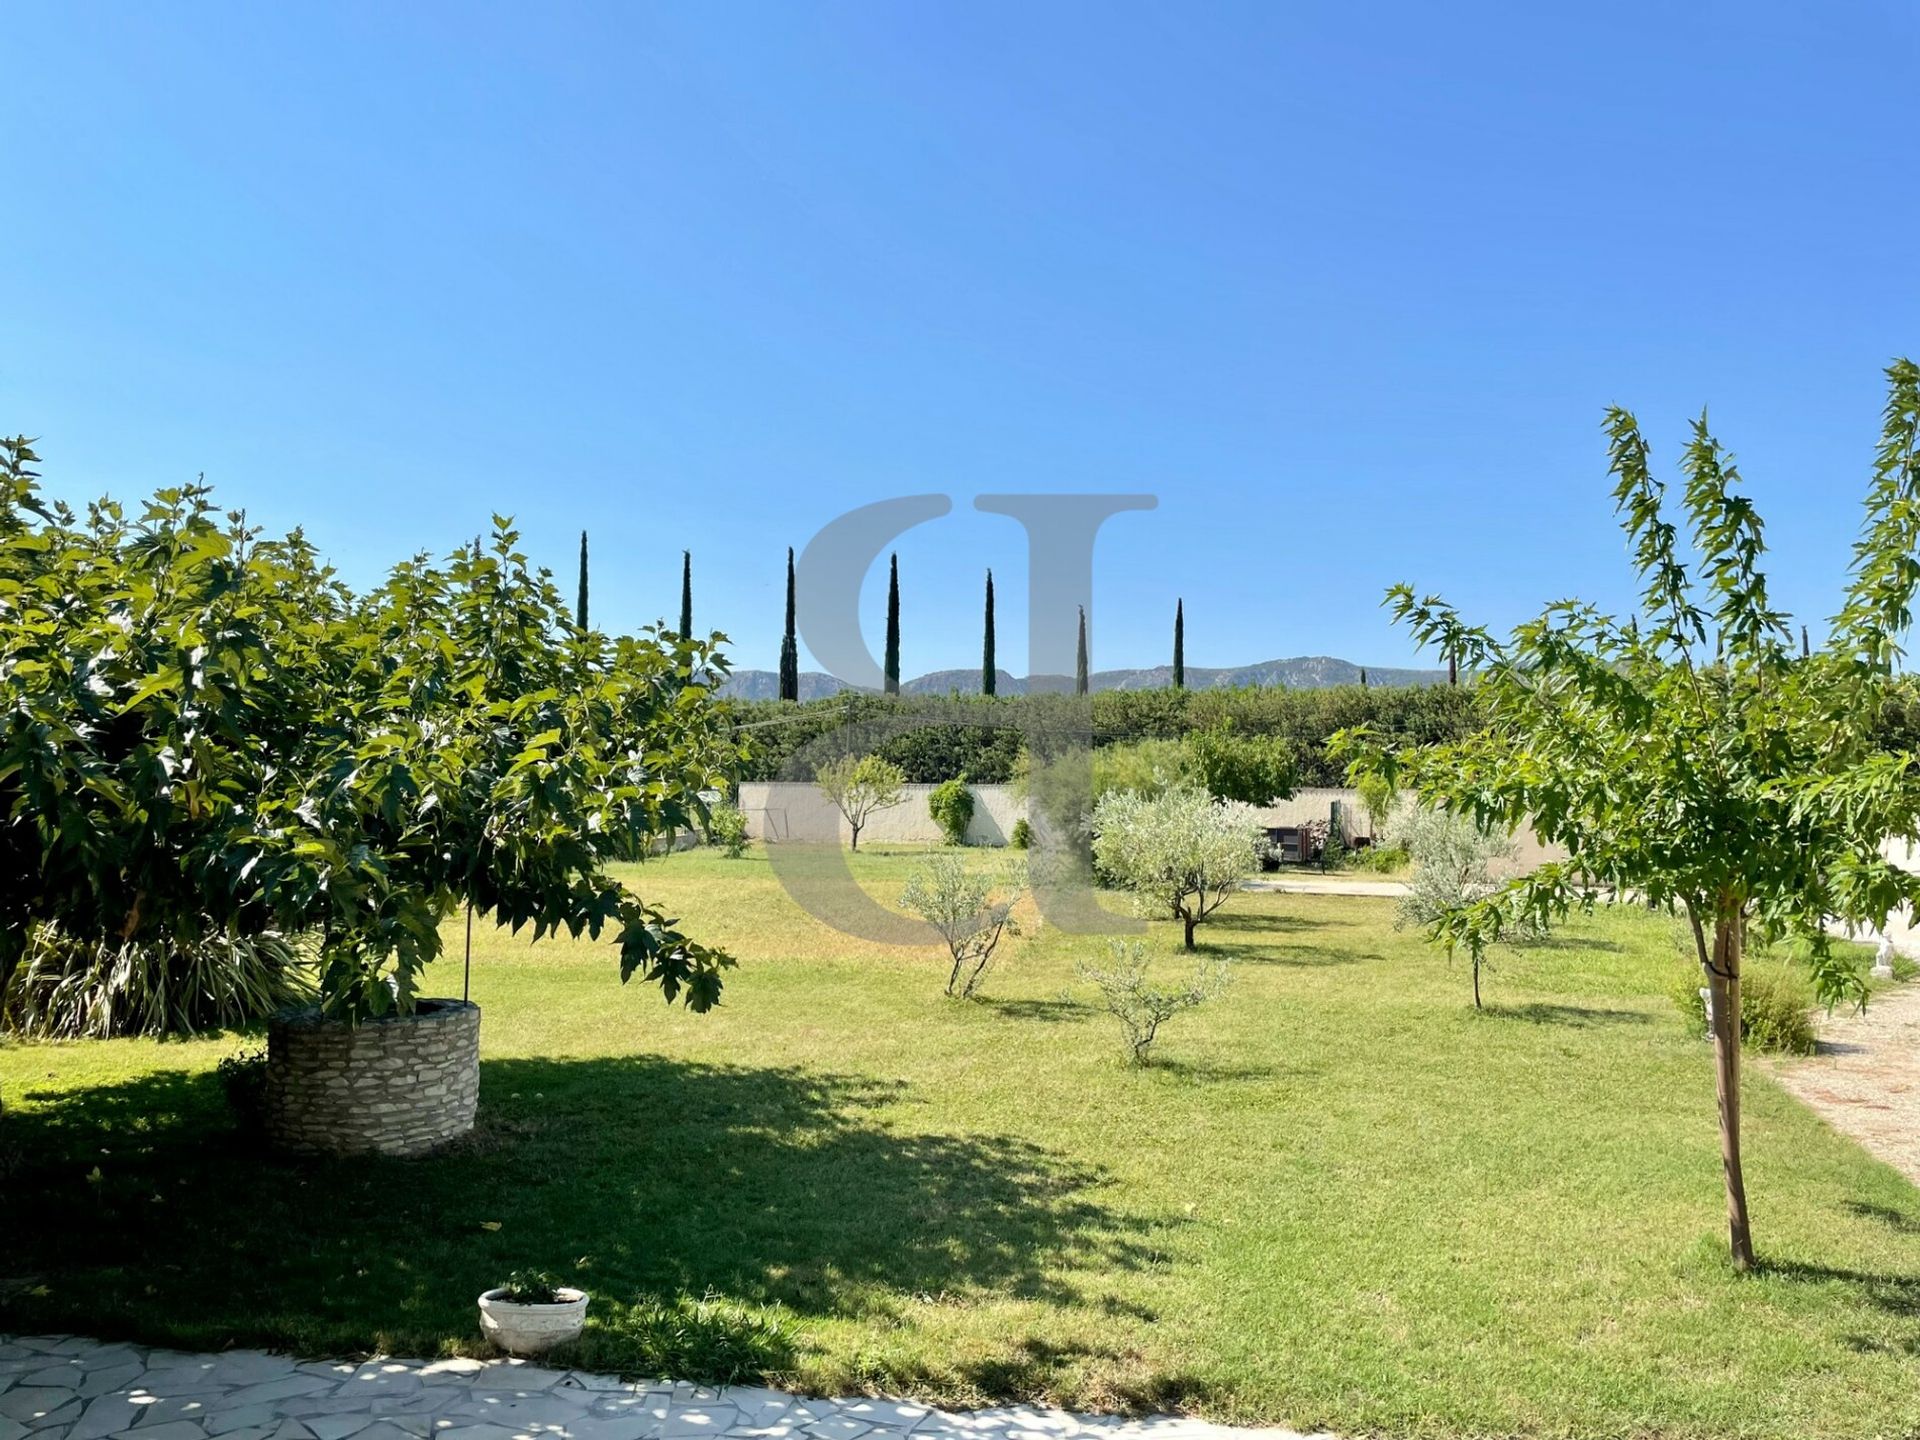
[265,999,480,1157]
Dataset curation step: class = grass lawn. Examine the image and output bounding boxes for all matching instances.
[5,845,1920,1439]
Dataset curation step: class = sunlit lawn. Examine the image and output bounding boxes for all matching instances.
[5,844,1920,1439]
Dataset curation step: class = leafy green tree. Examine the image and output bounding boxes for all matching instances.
[0,439,743,1028]
[1340,360,1920,1269]
[816,753,908,850]
[982,569,996,696]
[884,553,901,696]
[576,530,589,630]
[1173,599,1185,689]
[1189,723,1295,806]
[779,546,800,702]
[1078,940,1230,1065]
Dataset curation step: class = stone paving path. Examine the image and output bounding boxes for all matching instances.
[1774,978,1920,1186]
[0,1337,1324,1440]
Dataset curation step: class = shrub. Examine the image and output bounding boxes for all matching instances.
[1091,787,1266,949]
[217,1047,270,1133]
[899,853,1024,997]
[709,801,750,858]
[499,1269,569,1304]
[928,779,975,846]
[1010,818,1033,850]
[1670,961,1817,1056]
[2,926,313,1039]
[1077,940,1232,1065]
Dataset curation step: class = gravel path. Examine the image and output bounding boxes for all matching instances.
[1773,979,1920,1185]
[0,1336,1326,1440]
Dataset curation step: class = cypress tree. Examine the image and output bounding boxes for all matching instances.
[576,530,589,629]
[1075,606,1089,696]
[1360,666,1369,688]
[779,547,800,702]
[1448,649,1458,686]
[884,553,901,695]
[982,569,996,695]
[1801,624,1811,659]
[679,551,693,642]
[1172,598,1185,689]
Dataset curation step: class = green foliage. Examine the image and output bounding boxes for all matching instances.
[216,1046,270,1133]
[1009,817,1033,850]
[1091,737,1196,803]
[1670,960,1817,1056]
[499,1269,569,1304]
[1091,787,1266,948]
[1076,939,1230,1065]
[816,753,908,849]
[898,852,1024,997]
[2,927,313,1039]
[570,1291,796,1384]
[708,801,750,859]
[927,779,975,845]
[1188,723,1295,806]
[0,438,743,1027]
[731,685,1477,787]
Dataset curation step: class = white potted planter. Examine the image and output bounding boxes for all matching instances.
[478,1279,589,1356]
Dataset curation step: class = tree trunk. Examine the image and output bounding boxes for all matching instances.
[849,823,860,851]
[1705,912,1755,1270]
[1471,955,1482,1010]
[1182,913,1196,950]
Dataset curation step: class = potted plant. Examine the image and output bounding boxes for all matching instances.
[478,1270,589,1356]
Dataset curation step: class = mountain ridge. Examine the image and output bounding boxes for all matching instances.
[717,656,1445,700]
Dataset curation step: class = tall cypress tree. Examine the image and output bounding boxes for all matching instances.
[1075,606,1089,696]
[1172,598,1185,689]
[982,569,996,695]
[679,551,693,642]
[884,553,901,695]
[576,530,589,629]
[1360,667,1369,688]
[779,547,800,702]
[1801,624,1811,659]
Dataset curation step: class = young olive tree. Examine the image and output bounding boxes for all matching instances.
[1092,786,1266,949]
[817,753,908,850]
[1385,803,1542,1007]
[1339,360,1920,1270]
[899,852,1024,997]
[1077,940,1232,1065]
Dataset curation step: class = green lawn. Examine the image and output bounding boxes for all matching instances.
[4,845,1920,1439]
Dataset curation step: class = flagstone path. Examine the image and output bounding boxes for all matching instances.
[0,1337,1324,1440]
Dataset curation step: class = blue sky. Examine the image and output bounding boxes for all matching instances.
[4,2,1916,676]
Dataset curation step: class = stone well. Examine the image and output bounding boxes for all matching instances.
[265,998,480,1157]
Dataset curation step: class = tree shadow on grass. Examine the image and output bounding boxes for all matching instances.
[0,1054,1167,1374]
[1215,912,1335,936]
[974,997,1094,1024]
[1480,1002,1652,1028]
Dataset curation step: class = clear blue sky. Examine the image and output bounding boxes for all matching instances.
[4,2,1916,676]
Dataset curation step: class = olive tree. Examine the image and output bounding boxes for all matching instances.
[1385,803,1542,1007]
[899,852,1024,997]
[816,753,907,850]
[1339,360,1920,1270]
[1092,786,1266,949]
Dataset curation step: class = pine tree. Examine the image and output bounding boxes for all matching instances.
[679,551,693,642]
[982,569,996,696]
[884,553,901,695]
[1172,598,1185,689]
[576,530,589,629]
[1075,606,1089,696]
[779,547,800,702]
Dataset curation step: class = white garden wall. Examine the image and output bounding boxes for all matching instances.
[738,781,1025,846]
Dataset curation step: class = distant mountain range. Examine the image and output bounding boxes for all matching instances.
[717,656,1445,701]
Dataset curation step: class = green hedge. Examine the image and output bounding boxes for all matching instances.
[732,684,1479,786]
